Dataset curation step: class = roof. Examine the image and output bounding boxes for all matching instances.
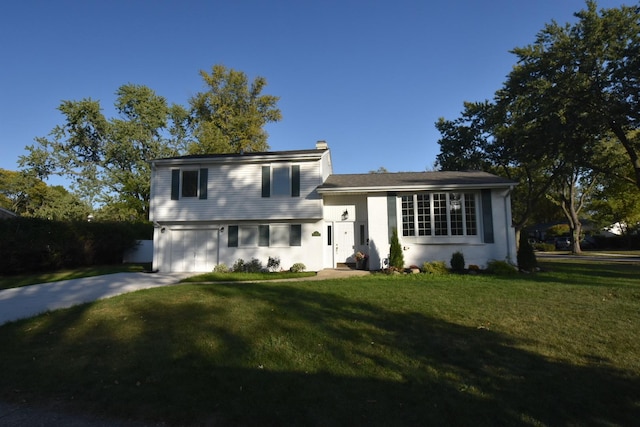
[0,207,18,219]
[151,148,328,165]
[317,171,516,194]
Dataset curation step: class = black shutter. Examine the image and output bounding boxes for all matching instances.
[262,166,271,197]
[290,224,302,246]
[291,165,300,197]
[199,168,208,199]
[259,225,270,247]
[171,169,180,200]
[228,226,238,247]
[481,189,494,243]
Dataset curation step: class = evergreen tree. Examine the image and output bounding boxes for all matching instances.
[389,228,404,270]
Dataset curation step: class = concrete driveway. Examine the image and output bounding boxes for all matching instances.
[0,272,190,325]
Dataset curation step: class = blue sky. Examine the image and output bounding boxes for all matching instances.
[0,0,631,185]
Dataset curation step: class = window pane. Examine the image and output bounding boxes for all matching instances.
[272,165,290,196]
[450,193,464,235]
[240,226,258,247]
[270,225,289,247]
[401,195,415,236]
[464,193,477,235]
[416,194,431,236]
[433,193,448,235]
[182,170,198,197]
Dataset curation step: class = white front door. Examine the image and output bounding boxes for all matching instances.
[334,222,355,265]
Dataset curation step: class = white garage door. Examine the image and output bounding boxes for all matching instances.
[170,229,216,272]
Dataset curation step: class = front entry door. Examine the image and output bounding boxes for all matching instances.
[334,222,355,265]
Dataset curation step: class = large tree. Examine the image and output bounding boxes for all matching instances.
[506,1,640,189]
[20,65,281,220]
[187,64,282,154]
[436,1,640,252]
[20,85,184,220]
[0,169,90,220]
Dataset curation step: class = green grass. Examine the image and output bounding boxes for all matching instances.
[0,259,639,426]
[0,263,152,290]
[181,271,317,282]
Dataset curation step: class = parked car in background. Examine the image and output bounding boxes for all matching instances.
[555,237,571,250]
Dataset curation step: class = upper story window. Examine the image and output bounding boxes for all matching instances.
[401,192,478,238]
[262,164,300,198]
[171,168,208,200]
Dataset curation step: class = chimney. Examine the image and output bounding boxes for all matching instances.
[316,140,328,150]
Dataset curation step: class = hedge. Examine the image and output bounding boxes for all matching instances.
[0,218,152,275]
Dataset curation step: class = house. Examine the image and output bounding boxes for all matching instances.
[149,142,517,272]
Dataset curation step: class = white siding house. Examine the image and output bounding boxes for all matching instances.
[149,142,517,272]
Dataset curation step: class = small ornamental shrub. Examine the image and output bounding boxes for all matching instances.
[232,258,246,272]
[517,232,538,272]
[389,228,404,270]
[246,258,263,273]
[290,263,306,273]
[535,242,556,252]
[422,260,449,275]
[267,256,281,272]
[213,263,229,273]
[486,260,518,275]
[450,251,465,273]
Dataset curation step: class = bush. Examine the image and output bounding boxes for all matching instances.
[486,260,518,275]
[232,259,246,272]
[267,256,281,272]
[290,263,306,273]
[246,258,263,273]
[213,264,229,273]
[0,217,142,274]
[534,243,556,252]
[450,251,465,273]
[422,260,449,275]
[517,232,538,272]
[389,228,404,270]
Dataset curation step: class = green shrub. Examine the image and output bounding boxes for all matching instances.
[486,260,518,275]
[232,259,246,272]
[290,263,306,273]
[534,243,556,252]
[246,258,263,273]
[450,251,465,273]
[389,228,404,270]
[517,232,538,272]
[267,256,281,272]
[213,263,229,273]
[422,260,449,275]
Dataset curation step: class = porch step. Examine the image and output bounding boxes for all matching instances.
[336,263,356,270]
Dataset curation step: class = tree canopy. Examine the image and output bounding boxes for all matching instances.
[435,1,640,252]
[19,65,281,220]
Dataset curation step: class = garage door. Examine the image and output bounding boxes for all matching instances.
[170,229,216,272]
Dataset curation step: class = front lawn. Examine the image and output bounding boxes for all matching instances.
[0,259,638,426]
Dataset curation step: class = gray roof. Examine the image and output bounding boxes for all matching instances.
[317,171,516,193]
[152,148,327,164]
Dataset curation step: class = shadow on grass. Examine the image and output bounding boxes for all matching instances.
[1,281,638,426]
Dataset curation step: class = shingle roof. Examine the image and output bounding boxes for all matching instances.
[317,171,516,193]
[153,148,326,162]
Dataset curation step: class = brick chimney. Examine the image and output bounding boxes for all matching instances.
[315,140,328,150]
